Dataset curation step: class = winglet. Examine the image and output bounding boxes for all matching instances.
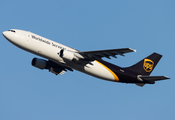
[129,48,136,52]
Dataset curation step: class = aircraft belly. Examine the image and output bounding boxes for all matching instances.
[80,61,118,81]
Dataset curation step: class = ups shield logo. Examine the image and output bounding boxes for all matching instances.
[143,59,154,72]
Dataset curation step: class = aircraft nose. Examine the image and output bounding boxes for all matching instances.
[2,31,12,40]
[2,31,15,42]
[2,31,8,37]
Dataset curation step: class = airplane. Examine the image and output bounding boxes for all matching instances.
[3,29,169,87]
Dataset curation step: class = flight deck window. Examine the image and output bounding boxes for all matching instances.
[8,30,16,33]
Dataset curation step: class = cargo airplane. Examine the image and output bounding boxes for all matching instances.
[3,29,169,87]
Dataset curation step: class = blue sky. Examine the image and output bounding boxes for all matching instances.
[0,0,174,120]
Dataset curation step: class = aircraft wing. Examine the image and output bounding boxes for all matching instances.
[78,48,136,60]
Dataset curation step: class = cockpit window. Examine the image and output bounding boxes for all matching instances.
[8,30,16,33]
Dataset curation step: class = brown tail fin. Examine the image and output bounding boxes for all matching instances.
[127,53,162,75]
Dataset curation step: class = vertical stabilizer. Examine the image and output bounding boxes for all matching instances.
[127,53,162,75]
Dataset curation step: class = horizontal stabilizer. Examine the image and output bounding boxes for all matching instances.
[136,76,170,87]
[140,76,170,82]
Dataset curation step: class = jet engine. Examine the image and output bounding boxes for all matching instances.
[31,58,71,75]
[31,58,47,69]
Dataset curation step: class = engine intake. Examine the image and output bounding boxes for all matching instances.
[32,58,47,69]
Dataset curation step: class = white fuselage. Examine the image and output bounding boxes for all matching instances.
[3,29,119,81]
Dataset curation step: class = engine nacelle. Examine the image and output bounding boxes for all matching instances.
[60,49,79,61]
[32,58,47,69]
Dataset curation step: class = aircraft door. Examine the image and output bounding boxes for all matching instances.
[26,34,30,43]
[22,31,30,43]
